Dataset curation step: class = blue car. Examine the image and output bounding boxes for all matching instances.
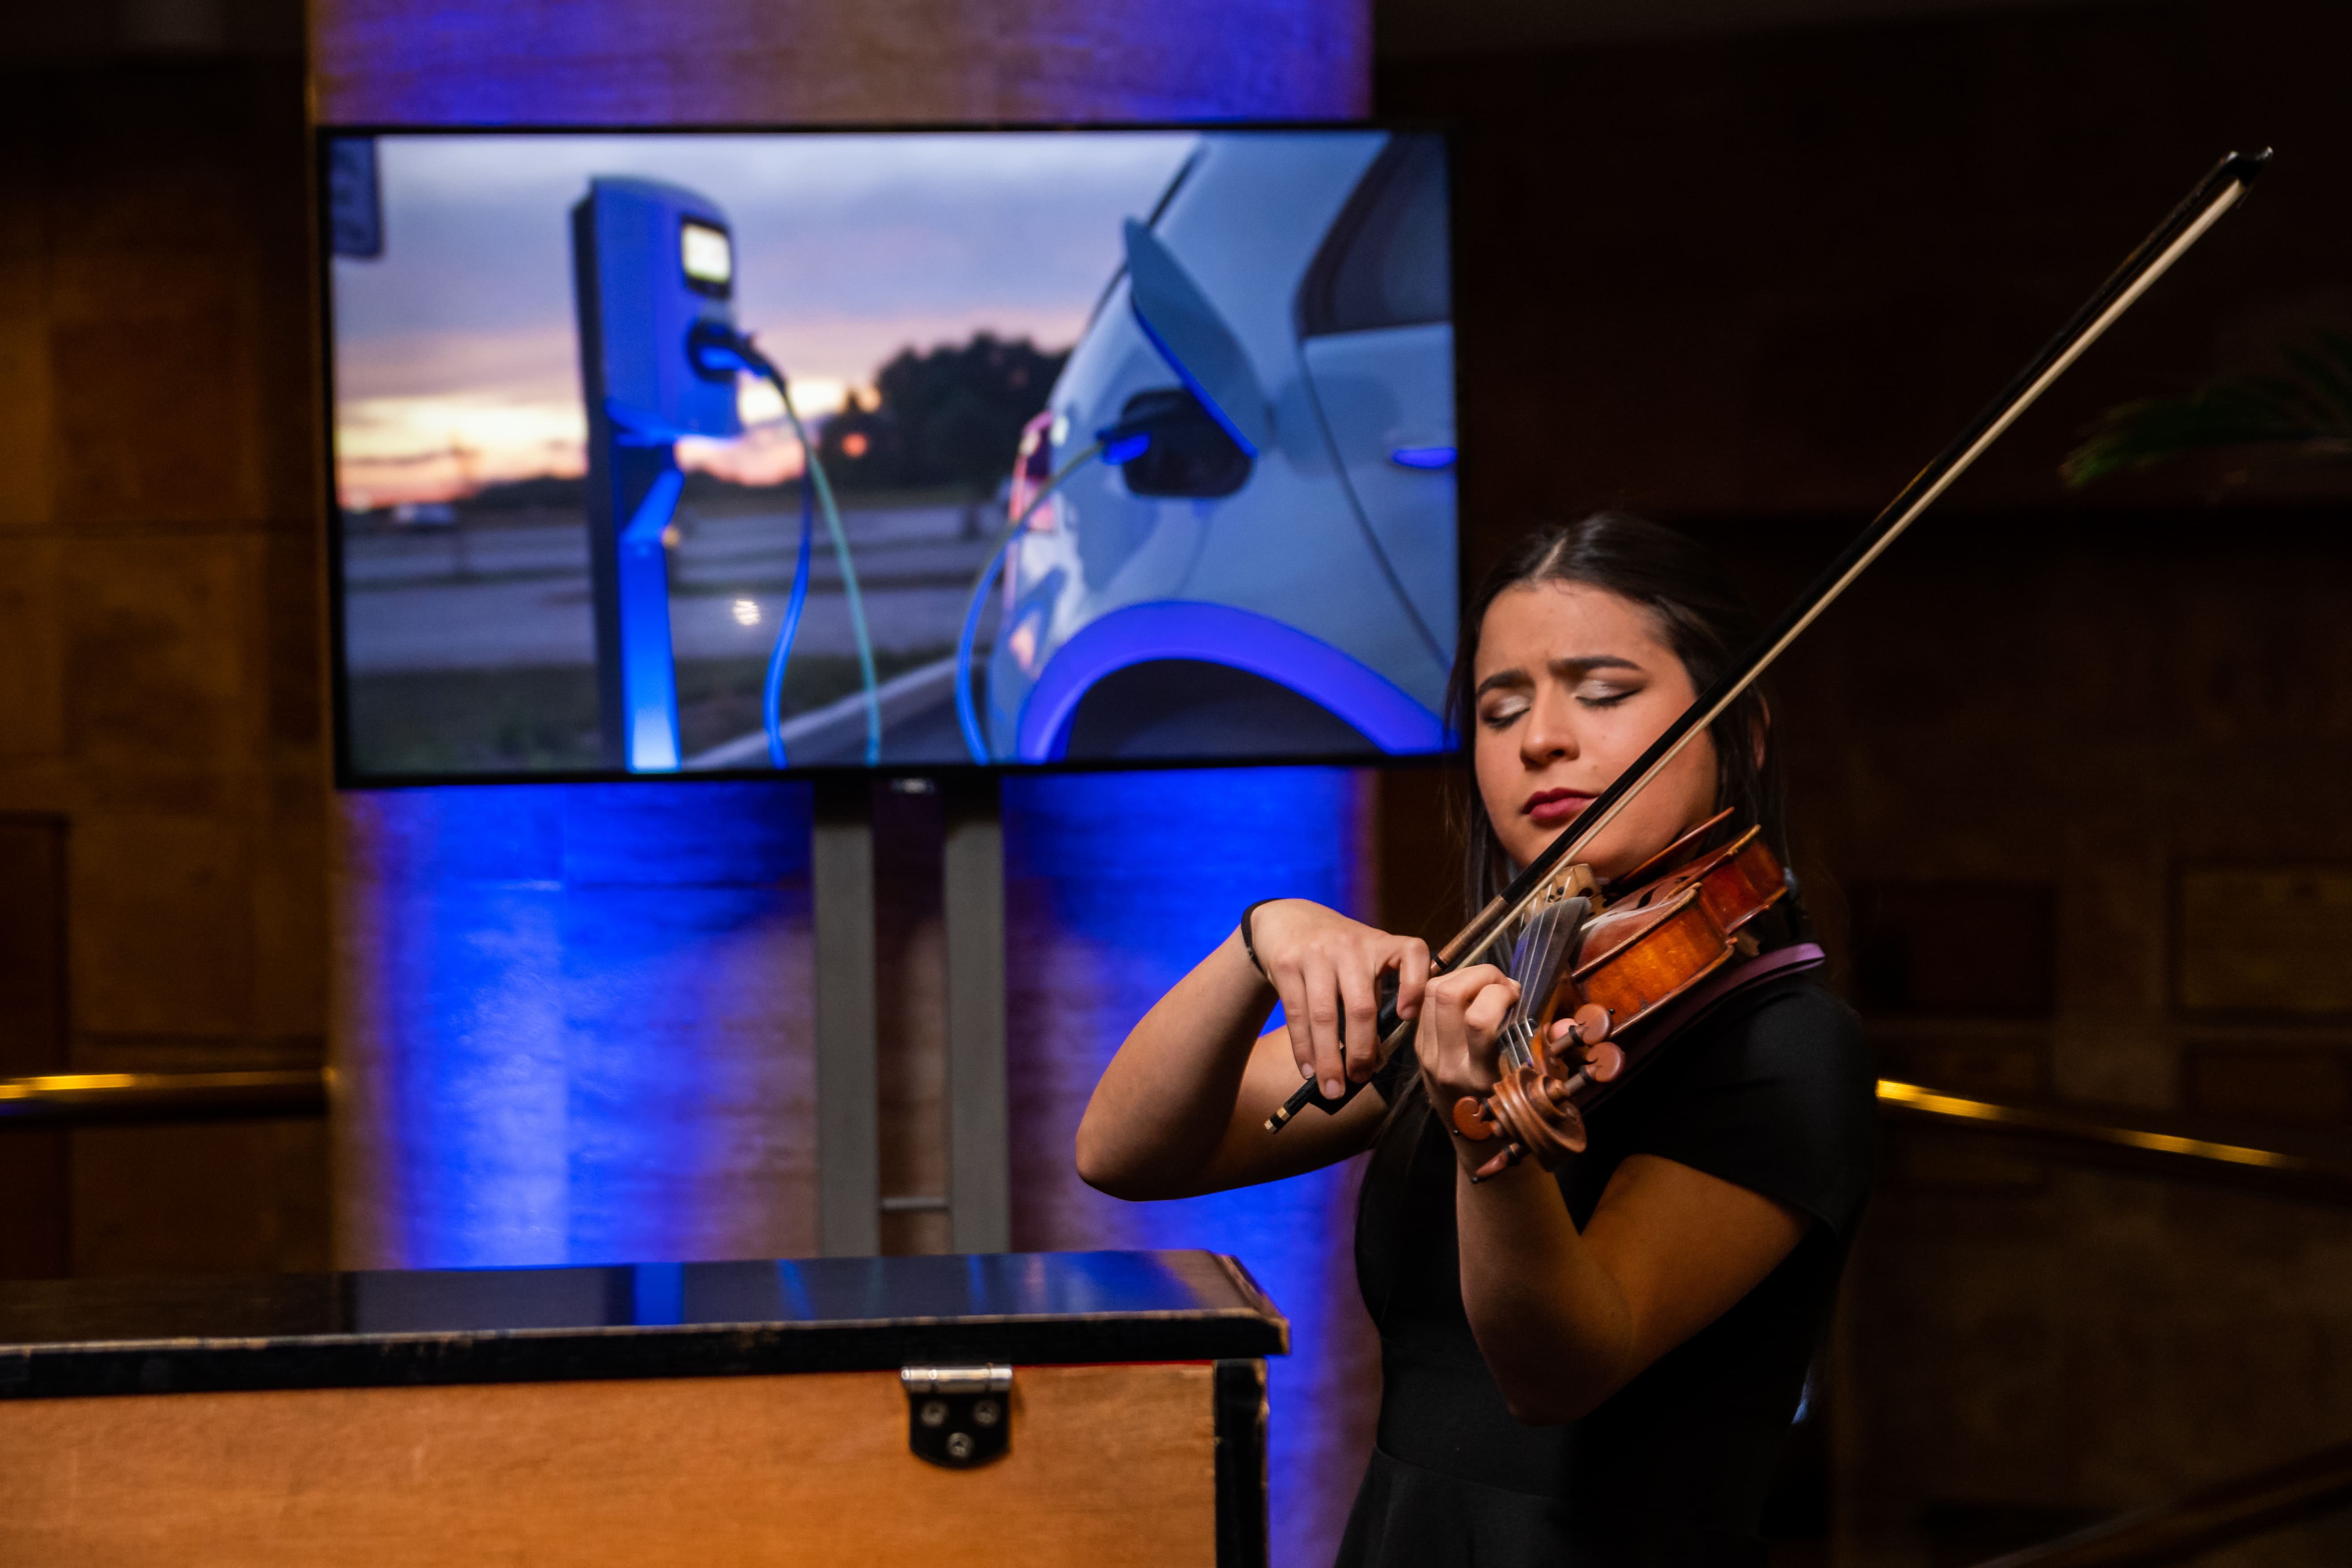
[981,130,1457,764]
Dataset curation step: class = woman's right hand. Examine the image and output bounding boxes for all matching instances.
[1245,900,1431,1103]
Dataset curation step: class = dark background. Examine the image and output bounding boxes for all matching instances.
[1373,4,2352,1555]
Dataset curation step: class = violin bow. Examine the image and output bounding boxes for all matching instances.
[1269,148,2270,1134]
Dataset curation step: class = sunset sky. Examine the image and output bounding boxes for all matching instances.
[330,131,1198,508]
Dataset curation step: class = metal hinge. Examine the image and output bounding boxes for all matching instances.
[901,1363,1012,1468]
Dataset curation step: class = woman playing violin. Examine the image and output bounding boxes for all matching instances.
[1076,514,1875,1566]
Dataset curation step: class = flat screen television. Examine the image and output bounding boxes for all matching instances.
[320,126,1459,782]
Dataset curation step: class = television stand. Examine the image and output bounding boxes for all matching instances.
[812,773,1010,1255]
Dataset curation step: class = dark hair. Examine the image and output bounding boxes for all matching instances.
[1445,513,1786,915]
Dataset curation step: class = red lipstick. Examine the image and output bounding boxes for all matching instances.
[1523,788,1594,827]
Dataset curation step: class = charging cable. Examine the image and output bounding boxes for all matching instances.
[688,322,884,767]
[952,408,1192,762]
[761,471,816,767]
[951,440,1112,762]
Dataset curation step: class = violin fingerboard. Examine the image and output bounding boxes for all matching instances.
[1502,896,1589,1069]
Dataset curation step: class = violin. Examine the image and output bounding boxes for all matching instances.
[1264,149,2269,1153]
[1448,808,1800,1178]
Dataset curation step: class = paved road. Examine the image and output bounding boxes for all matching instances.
[341,501,1002,673]
[685,654,986,769]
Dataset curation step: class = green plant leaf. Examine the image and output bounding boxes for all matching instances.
[2061,326,2352,488]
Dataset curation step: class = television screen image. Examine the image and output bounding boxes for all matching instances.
[324,127,1459,780]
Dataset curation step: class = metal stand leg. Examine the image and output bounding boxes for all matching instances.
[813,777,879,1256]
[943,774,1011,1253]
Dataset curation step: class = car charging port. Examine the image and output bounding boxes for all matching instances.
[1097,388,1254,499]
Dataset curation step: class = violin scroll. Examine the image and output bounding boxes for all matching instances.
[1451,1004,1623,1181]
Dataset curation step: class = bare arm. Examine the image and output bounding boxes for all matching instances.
[1414,967,1809,1422]
[1076,901,1430,1200]
[1454,1151,1805,1421]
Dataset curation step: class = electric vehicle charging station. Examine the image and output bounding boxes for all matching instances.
[571,178,743,771]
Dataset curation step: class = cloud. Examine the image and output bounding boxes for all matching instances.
[329,131,1197,503]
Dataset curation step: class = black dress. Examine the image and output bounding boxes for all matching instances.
[1334,974,1875,1568]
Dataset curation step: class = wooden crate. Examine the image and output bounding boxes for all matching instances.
[0,1251,1282,1568]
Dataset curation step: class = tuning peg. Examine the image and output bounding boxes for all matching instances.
[1469,1141,1525,1183]
[1544,1002,1616,1065]
[1451,1095,1499,1141]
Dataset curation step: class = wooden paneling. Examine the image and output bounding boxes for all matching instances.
[0,541,65,758]
[2186,1045,2352,1128]
[0,1361,1219,1566]
[1852,881,2056,1018]
[0,815,70,1279]
[69,1120,330,1277]
[0,817,67,1077]
[68,812,254,1039]
[2180,868,2352,1016]
[0,59,330,1277]
[0,148,55,535]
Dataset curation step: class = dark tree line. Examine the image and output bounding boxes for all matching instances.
[817,333,1068,494]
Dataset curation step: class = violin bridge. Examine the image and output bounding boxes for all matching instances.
[1542,862,1604,913]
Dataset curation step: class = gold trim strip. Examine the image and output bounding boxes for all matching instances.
[0,1069,330,1121]
[1877,1078,2324,1179]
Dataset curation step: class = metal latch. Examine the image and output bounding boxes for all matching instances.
[901,1364,1012,1468]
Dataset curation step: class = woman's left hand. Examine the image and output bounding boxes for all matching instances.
[1413,964,1527,1173]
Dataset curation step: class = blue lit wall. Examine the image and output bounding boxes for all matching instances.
[313,0,1371,128]
[1004,767,1379,1568]
[335,782,818,1269]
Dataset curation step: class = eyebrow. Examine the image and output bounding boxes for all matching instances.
[1474,655,1645,698]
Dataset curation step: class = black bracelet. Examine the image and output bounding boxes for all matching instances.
[1238,898,1281,981]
